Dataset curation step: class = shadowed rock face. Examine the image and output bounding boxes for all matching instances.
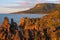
[0,11,60,40]
[13,3,60,14]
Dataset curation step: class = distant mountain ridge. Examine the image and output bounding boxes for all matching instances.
[13,3,60,14]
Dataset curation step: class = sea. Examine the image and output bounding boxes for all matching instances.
[0,14,46,25]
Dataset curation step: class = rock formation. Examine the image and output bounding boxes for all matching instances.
[19,11,60,40]
[0,11,60,40]
[0,17,20,40]
[0,17,10,40]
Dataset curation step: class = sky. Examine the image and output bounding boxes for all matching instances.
[0,0,60,13]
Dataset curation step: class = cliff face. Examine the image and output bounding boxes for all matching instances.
[13,3,60,14]
[19,11,60,29]
[19,11,60,40]
[0,11,60,40]
[0,17,20,40]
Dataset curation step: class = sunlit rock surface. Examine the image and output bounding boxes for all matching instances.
[0,11,60,40]
[19,11,60,40]
[0,17,20,40]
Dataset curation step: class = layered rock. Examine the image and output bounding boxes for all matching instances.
[0,17,10,40]
[0,17,20,40]
[19,11,60,40]
[0,10,60,40]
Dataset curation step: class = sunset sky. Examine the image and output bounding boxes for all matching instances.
[0,0,60,13]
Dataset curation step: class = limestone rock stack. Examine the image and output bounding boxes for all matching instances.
[0,10,60,40]
[19,11,60,40]
[0,17,20,40]
[0,17,10,40]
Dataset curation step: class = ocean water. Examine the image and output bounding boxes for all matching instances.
[0,14,46,24]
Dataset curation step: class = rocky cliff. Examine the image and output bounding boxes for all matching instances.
[0,17,20,40]
[0,11,60,40]
[19,11,60,40]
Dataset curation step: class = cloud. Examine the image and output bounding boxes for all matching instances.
[39,0,60,3]
[0,0,36,9]
[0,0,60,8]
[6,2,35,9]
[0,0,60,13]
[0,7,30,13]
